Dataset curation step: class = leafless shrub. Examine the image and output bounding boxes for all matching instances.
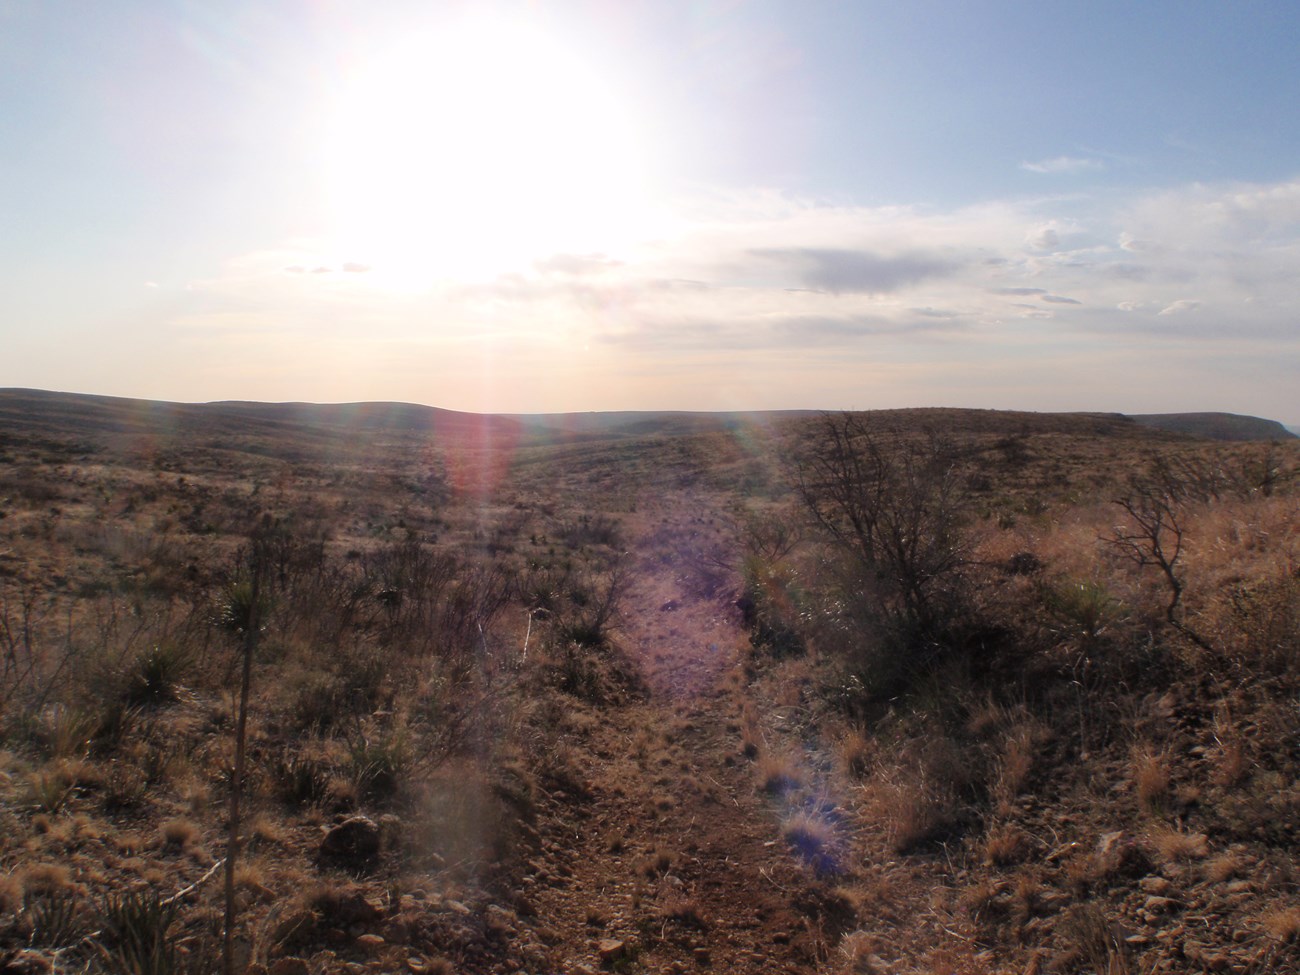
[791,412,970,644]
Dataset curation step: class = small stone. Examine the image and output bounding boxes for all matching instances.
[693,947,711,966]
[1140,877,1172,895]
[598,939,626,961]
[356,934,385,953]
[320,816,381,860]
[1143,896,1176,913]
[445,899,471,915]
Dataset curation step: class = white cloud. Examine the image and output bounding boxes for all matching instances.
[150,176,1300,414]
[1158,299,1202,315]
[1021,155,1105,174]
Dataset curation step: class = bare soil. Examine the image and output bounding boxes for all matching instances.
[523,493,847,973]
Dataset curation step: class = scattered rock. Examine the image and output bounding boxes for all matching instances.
[356,934,385,953]
[315,889,382,927]
[320,816,381,860]
[597,939,626,962]
[1140,876,1172,895]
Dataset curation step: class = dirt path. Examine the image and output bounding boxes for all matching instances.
[526,496,850,974]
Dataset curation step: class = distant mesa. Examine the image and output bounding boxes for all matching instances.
[0,389,1292,449]
[1127,412,1297,442]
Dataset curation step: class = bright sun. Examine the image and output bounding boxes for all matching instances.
[324,17,653,287]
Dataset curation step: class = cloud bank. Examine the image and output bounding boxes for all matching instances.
[155,176,1300,416]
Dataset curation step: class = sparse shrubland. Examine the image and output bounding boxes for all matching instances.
[0,396,1296,973]
[734,412,1300,972]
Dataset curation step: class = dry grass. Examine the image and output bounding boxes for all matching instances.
[1262,906,1300,943]
[20,863,74,896]
[866,775,958,854]
[1202,852,1245,883]
[837,929,885,974]
[637,847,675,878]
[159,818,200,850]
[1149,826,1209,864]
[991,721,1046,815]
[983,824,1031,866]
[659,895,707,929]
[1131,744,1171,815]
[782,811,840,873]
[756,749,806,795]
[838,730,874,778]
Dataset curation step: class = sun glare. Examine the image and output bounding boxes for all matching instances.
[324,17,654,288]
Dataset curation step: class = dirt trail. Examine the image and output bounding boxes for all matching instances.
[526,496,846,974]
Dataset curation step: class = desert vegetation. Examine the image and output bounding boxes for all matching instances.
[0,392,1297,974]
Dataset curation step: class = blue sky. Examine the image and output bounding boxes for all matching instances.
[2,0,1298,420]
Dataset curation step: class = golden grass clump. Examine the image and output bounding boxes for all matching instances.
[159,818,200,850]
[637,847,675,877]
[983,824,1031,867]
[756,749,805,795]
[1202,852,1245,883]
[869,776,956,854]
[839,730,875,778]
[1131,744,1171,815]
[20,863,74,896]
[659,895,707,929]
[782,811,838,869]
[1149,826,1209,864]
[991,720,1047,814]
[1263,906,1300,943]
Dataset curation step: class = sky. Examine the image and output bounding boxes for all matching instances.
[2,0,1298,421]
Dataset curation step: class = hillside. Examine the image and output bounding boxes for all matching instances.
[0,390,1298,974]
[10,387,1290,448]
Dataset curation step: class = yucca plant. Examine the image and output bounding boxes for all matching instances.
[123,644,190,706]
[27,890,84,948]
[348,728,412,802]
[268,750,334,809]
[97,889,183,975]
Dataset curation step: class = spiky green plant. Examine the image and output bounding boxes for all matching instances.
[97,889,183,975]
